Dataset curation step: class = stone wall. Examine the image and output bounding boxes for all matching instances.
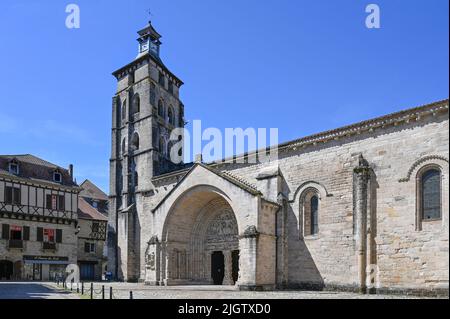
[0,218,77,280]
[214,109,449,292]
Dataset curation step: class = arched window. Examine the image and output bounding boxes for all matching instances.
[310,195,319,235]
[168,106,175,125]
[159,137,165,155]
[158,99,164,118]
[132,94,140,114]
[421,168,441,221]
[179,106,184,127]
[117,164,123,193]
[131,132,140,151]
[301,189,320,237]
[121,100,127,121]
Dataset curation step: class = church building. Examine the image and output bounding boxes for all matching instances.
[108,22,449,295]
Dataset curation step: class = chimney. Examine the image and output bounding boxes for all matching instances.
[69,164,74,180]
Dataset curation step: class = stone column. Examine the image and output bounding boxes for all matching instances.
[277,194,289,288]
[163,242,171,286]
[354,155,370,294]
[159,243,166,286]
[223,250,234,285]
[144,236,160,286]
[237,226,259,290]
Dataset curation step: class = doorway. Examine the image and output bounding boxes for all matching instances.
[0,261,13,280]
[211,251,224,285]
[80,263,96,281]
[232,250,239,284]
[32,264,42,281]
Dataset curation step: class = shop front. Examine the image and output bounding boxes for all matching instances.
[23,256,70,281]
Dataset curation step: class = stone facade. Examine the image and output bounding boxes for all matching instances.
[108,22,449,295]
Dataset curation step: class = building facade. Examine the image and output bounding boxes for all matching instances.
[0,155,80,281]
[108,22,449,295]
[77,180,108,281]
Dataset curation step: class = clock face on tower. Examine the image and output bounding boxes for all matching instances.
[140,41,149,53]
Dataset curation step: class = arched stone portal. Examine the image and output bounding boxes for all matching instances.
[145,164,278,290]
[160,192,240,286]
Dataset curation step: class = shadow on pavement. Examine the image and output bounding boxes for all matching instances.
[0,282,74,299]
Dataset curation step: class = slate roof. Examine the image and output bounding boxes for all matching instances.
[80,179,108,201]
[0,154,78,188]
[77,197,108,221]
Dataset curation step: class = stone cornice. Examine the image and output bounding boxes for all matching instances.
[112,52,183,86]
[279,99,449,153]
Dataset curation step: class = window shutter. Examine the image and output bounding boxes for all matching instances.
[5,187,12,204]
[56,229,63,243]
[23,226,30,241]
[37,227,43,242]
[46,195,52,209]
[58,195,65,211]
[2,224,10,240]
[13,188,21,205]
[85,242,90,253]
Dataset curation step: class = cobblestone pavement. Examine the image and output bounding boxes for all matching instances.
[0,282,80,299]
[45,282,439,299]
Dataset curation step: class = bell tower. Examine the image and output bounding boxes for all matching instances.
[108,21,185,281]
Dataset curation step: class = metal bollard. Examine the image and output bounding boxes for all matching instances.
[77,284,80,294]
[102,285,105,299]
[110,287,113,300]
[82,282,84,295]
[129,291,133,299]
[90,283,93,300]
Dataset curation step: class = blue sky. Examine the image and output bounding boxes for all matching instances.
[0,0,448,193]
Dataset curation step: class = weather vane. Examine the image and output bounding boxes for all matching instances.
[147,9,153,22]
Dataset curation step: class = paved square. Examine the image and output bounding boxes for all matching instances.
[1,282,443,299]
[51,282,438,299]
